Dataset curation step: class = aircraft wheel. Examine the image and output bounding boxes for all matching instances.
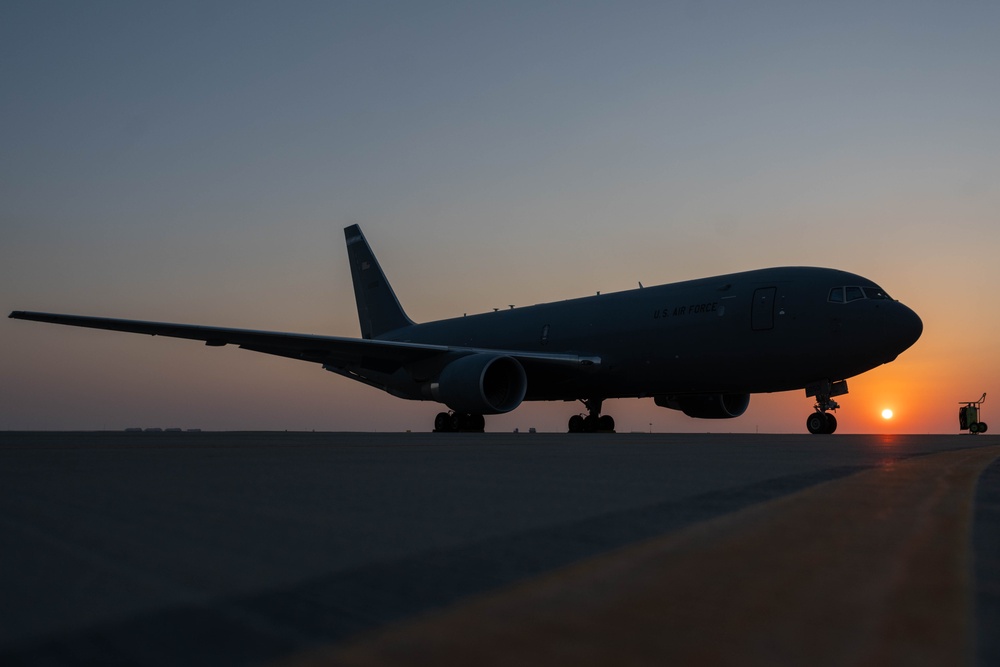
[451,413,485,432]
[568,415,585,433]
[598,415,615,432]
[583,415,600,433]
[807,412,828,435]
[824,413,837,434]
[457,413,485,432]
[470,414,486,432]
[434,412,455,432]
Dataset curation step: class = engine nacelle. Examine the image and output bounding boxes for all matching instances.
[432,354,527,415]
[654,393,750,419]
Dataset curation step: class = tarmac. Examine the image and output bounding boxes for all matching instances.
[1,431,998,666]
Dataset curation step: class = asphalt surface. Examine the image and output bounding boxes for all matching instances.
[1,432,997,666]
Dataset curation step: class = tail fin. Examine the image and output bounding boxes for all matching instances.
[344,225,414,339]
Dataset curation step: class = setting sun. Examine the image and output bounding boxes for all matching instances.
[882,409,894,420]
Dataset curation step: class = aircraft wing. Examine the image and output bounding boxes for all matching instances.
[8,311,599,371]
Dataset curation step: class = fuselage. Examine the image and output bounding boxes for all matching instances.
[376,266,922,402]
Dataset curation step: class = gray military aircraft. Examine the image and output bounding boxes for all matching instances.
[11,224,922,434]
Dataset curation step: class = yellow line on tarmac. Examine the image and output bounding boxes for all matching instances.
[283,445,1000,667]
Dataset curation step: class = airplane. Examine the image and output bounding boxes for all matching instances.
[10,224,922,434]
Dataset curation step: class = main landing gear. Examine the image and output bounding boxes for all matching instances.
[434,411,485,433]
[805,380,848,434]
[568,398,616,433]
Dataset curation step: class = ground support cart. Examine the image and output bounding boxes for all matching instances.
[959,393,988,434]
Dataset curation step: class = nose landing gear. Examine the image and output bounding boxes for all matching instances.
[568,398,615,433]
[805,380,847,434]
[806,409,838,435]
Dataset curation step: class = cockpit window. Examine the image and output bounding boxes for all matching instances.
[829,285,894,303]
[846,286,865,302]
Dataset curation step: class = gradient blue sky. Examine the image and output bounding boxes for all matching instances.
[3,1,998,432]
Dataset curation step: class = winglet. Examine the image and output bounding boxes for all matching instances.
[344,225,414,339]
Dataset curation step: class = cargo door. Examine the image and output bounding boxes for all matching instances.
[752,287,776,331]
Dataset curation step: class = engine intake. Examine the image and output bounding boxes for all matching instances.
[654,393,750,419]
[433,354,527,415]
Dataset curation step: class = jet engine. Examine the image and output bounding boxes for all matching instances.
[432,354,527,415]
[654,393,750,419]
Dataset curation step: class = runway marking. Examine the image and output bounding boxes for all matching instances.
[280,445,1000,667]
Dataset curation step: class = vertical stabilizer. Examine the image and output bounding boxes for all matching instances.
[344,225,414,339]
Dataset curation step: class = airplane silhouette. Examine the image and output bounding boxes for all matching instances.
[11,224,922,433]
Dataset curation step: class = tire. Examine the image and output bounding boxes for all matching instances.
[807,413,828,434]
[434,412,454,432]
[470,414,486,432]
[980,422,988,433]
[452,413,485,432]
[970,422,980,434]
[568,415,585,433]
[824,413,838,434]
[598,415,615,432]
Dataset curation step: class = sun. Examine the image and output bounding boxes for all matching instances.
[882,408,894,420]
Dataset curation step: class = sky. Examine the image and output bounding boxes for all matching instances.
[2,1,998,433]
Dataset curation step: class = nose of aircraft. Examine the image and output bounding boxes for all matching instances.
[889,302,923,353]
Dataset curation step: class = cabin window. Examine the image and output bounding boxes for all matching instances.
[540,324,549,345]
[829,287,845,303]
[845,286,865,302]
